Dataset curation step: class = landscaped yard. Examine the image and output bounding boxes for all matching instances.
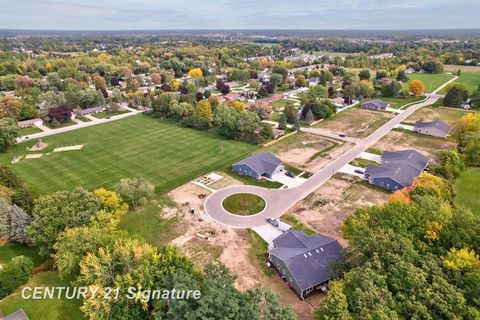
[0,242,43,266]
[44,120,76,129]
[92,110,130,119]
[222,193,266,215]
[454,167,480,215]
[272,99,295,109]
[18,126,43,136]
[403,73,455,93]
[0,115,257,195]
[0,271,84,320]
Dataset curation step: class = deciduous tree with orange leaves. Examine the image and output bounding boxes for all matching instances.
[408,79,425,96]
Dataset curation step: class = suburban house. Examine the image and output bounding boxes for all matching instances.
[414,121,451,138]
[365,149,430,192]
[17,118,43,128]
[330,97,346,107]
[232,152,283,179]
[80,106,104,116]
[268,230,344,299]
[0,309,29,320]
[361,99,390,111]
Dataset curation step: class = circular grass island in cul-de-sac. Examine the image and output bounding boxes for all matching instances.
[222,193,266,216]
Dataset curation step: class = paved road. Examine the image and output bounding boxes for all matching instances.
[204,88,454,228]
[17,106,142,143]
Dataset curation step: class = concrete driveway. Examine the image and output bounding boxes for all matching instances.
[271,171,306,188]
[358,151,382,163]
[251,224,284,247]
[395,124,414,131]
[338,164,366,179]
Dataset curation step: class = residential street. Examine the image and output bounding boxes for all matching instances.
[204,77,458,228]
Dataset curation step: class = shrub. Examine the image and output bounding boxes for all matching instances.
[0,255,34,298]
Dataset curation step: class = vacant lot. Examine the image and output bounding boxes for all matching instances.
[317,107,394,138]
[454,167,480,215]
[403,73,454,93]
[373,129,456,162]
[0,116,257,195]
[439,72,480,94]
[405,106,470,126]
[285,174,390,245]
[381,96,425,109]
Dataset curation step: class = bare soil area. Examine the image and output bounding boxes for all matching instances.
[317,108,394,138]
[285,175,390,246]
[373,130,456,162]
[405,106,470,126]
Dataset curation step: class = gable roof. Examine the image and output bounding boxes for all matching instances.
[270,230,343,290]
[382,149,430,171]
[365,162,423,187]
[362,99,389,109]
[0,309,29,320]
[414,120,451,133]
[234,152,282,176]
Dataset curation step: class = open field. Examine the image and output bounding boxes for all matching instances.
[316,107,394,138]
[381,96,426,109]
[373,129,456,162]
[403,73,455,93]
[0,115,257,195]
[0,272,83,320]
[454,167,480,215]
[439,72,480,94]
[444,65,480,73]
[405,106,470,126]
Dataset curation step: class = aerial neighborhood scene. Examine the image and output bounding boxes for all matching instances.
[1,1,480,319]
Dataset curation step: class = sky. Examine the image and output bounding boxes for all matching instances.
[0,0,479,30]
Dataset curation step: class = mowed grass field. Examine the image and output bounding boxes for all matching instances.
[454,167,480,215]
[403,73,455,93]
[0,115,257,195]
[440,72,480,94]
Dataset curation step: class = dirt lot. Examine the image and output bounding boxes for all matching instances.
[316,108,395,138]
[167,179,320,319]
[267,132,353,173]
[373,129,456,162]
[405,106,470,126]
[285,174,390,246]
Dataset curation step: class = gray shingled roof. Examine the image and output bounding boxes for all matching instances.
[234,152,282,176]
[362,99,389,109]
[414,121,451,134]
[365,162,423,187]
[270,230,343,290]
[0,309,29,320]
[382,149,430,171]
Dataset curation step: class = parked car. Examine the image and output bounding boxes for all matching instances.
[339,134,346,138]
[285,171,295,178]
[266,217,279,227]
[354,169,364,174]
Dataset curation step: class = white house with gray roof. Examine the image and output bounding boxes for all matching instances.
[414,121,451,138]
[268,230,344,299]
[232,152,283,179]
[365,149,430,192]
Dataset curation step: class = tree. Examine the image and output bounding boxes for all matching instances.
[47,105,72,123]
[396,70,408,82]
[150,72,161,85]
[444,86,468,107]
[188,68,203,79]
[0,256,33,299]
[408,80,426,96]
[358,69,370,81]
[314,281,352,320]
[26,187,101,257]
[114,177,154,209]
[272,66,289,81]
[375,70,388,80]
[0,96,22,120]
[381,80,402,97]
[0,200,32,243]
[269,73,284,88]
[93,75,107,97]
[194,99,213,126]
[284,104,297,124]
[278,113,287,130]
[470,86,480,109]
[423,60,444,73]
[304,109,315,124]
[0,118,19,153]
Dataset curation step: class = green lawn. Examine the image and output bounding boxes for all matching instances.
[18,127,43,136]
[350,158,378,168]
[0,242,43,266]
[0,271,84,320]
[119,195,180,248]
[280,215,315,235]
[0,115,257,195]
[75,115,91,122]
[222,169,283,189]
[222,193,266,215]
[44,120,76,129]
[403,73,455,93]
[454,167,480,215]
[272,99,295,109]
[381,96,426,109]
[439,72,480,94]
[92,110,130,119]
